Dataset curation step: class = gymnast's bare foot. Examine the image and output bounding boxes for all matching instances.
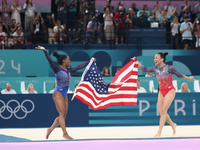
[63,134,73,140]
[172,123,177,135]
[153,132,161,138]
[46,128,52,139]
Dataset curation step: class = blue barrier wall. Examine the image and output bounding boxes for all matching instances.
[1,76,200,94]
[0,93,199,128]
[0,76,200,94]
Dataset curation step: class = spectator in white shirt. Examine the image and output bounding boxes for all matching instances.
[23,0,36,32]
[11,0,21,25]
[49,84,57,94]
[53,20,67,44]
[103,7,114,43]
[25,83,37,94]
[180,14,193,50]
[171,16,180,49]
[164,0,175,18]
[153,2,162,20]
[13,27,24,45]
[145,72,155,77]
[1,83,17,94]
[137,80,147,93]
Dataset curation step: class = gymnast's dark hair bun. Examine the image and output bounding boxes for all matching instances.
[157,52,168,63]
[53,51,60,59]
[53,51,68,65]
[164,52,168,57]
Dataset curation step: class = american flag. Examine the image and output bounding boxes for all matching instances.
[72,58,138,110]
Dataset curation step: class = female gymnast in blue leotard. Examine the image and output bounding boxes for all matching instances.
[36,45,95,140]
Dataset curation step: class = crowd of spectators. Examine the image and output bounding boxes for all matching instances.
[1,0,200,48]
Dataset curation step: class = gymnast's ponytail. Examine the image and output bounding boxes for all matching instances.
[157,52,168,63]
[53,51,68,65]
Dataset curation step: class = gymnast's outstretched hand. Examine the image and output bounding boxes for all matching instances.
[188,76,195,81]
[131,57,137,61]
[92,57,96,62]
[35,45,46,52]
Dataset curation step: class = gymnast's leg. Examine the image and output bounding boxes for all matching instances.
[46,92,72,140]
[154,90,176,137]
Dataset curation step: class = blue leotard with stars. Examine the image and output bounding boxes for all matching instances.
[44,51,89,98]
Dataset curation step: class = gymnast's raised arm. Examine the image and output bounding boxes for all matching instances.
[131,57,155,72]
[35,45,59,73]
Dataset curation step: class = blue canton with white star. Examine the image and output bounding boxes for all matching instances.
[84,62,109,94]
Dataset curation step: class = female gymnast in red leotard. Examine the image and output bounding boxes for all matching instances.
[132,52,195,137]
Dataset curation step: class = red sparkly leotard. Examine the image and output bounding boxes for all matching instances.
[140,64,185,96]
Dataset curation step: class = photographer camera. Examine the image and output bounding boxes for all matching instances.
[83,0,94,32]
[104,0,114,13]
[86,15,102,44]
[114,6,130,44]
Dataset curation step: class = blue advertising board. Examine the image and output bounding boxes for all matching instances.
[0,93,199,128]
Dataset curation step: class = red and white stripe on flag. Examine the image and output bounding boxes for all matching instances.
[73,58,138,110]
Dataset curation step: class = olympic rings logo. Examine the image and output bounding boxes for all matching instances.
[0,99,35,119]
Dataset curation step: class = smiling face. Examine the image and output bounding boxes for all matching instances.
[63,57,71,67]
[154,54,163,66]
